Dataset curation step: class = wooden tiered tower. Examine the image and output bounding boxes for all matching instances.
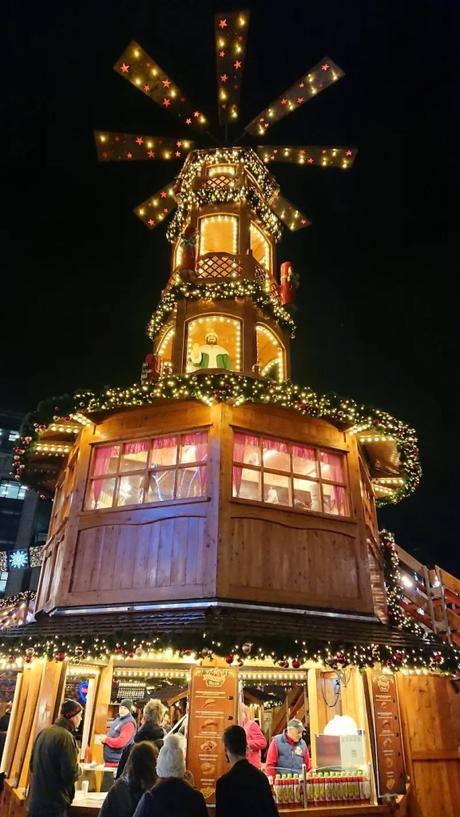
[2,12,459,817]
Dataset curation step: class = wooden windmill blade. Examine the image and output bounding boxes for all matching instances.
[134,183,177,230]
[95,132,194,162]
[270,193,311,231]
[114,41,210,132]
[257,145,358,169]
[214,9,250,124]
[245,57,345,137]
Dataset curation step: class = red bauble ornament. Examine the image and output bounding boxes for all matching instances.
[291,658,301,669]
[183,649,193,656]
[55,651,66,662]
[114,645,124,655]
[8,655,16,664]
[127,651,135,659]
[278,660,289,669]
[225,654,234,664]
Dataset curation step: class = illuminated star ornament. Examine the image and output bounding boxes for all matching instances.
[95,9,357,233]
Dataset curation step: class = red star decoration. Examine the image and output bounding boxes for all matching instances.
[298,82,305,88]
[120,63,130,73]
[162,98,171,107]
[346,149,352,156]
[234,60,242,69]
[219,50,225,57]
[176,140,182,146]
[220,74,228,83]
[160,191,167,198]
[162,78,171,88]
[148,218,155,227]
[147,150,155,158]
[135,137,144,145]
[185,118,192,125]
[307,157,314,164]
[296,97,304,104]
[127,152,133,159]
[143,84,150,92]
[218,18,227,28]
[280,98,288,105]
[163,208,168,214]
[301,219,307,225]
[193,110,200,118]
[175,151,181,157]
[101,151,108,159]
[321,63,330,71]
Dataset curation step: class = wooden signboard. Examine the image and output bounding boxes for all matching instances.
[371,670,405,796]
[186,664,238,805]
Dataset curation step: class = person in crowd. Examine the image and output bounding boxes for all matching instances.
[161,710,171,734]
[116,699,165,778]
[28,698,83,817]
[133,733,207,817]
[100,699,137,767]
[216,725,278,817]
[98,741,158,817]
[265,717,312,779]
[241,704,267,769]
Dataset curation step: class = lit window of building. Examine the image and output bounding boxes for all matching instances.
[0,480,27,500]
[198,214,238,256]
[85,431,208,510]
[232,432,349,516]
[186,315,241,372]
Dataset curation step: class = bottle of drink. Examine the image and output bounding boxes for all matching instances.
[306,771,313,805]
[84,744,92,764]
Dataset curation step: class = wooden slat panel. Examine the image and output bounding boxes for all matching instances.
[9,662,43,787]
[395,545,426,575]
[437,566,460,598]
[229,517,365,607]
[411,760,460,817]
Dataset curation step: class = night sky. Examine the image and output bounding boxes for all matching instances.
[3,1,459,573]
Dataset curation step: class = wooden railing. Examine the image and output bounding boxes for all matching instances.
[396,544,460,646]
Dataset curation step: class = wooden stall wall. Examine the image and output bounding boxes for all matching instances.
[396,673,460,817]
[217,404,375,613]
[35,402,220,613]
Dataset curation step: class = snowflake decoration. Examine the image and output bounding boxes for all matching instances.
[9,550,28,569]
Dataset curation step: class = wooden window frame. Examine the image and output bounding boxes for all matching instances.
[85,430,209,511]
[232,430,350,518]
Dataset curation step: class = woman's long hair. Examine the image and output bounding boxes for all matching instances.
[125,740,158,790]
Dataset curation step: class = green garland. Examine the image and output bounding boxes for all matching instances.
[146,279,296,339]
[380,529,426,636]
[14,374,420,507]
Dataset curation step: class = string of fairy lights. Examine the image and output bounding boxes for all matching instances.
[13,373,420,507]
[146,279,296,339]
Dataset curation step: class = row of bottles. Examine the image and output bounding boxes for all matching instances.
[269,769,371,808]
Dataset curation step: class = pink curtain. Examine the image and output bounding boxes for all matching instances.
[124,440,150,455]
[320,451,344,483]
[263,438,288,453]
[233,432,260,496]
[153,436,178,450]
[92,445,120,502]
[182,432,207,493]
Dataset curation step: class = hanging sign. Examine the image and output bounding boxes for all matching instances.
[371,670,406,796]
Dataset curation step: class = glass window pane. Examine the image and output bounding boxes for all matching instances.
[180,432,208,464]
[292,446,318,478]
[176,466,206,499]
[120,441,149,472]
[263,472,290,506]
[293,478,321,512]
[233,432,260,466]
[320,451,345,483]
[233,468,261,501]
[86,478,115,509]
[151,437,177,468]
[322,486,348,516]
[262,439,290,472]
[92,445,120,477]
[146,470,175,503]
[116,474,145,506]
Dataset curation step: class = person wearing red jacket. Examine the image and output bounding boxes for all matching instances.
[100,699,137,766]
[241,705,267,769]
[265,718,312,778]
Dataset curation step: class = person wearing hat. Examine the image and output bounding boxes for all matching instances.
[133,733,208,817]
[28,698,83,817]
[265,717,312,779]
[100,699,137,766]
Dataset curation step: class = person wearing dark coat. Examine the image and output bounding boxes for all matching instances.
[28,698,83,817]
[116,699,165,778]
[216,725,279,817]
[98,741,158,817]
[133,734,207,817]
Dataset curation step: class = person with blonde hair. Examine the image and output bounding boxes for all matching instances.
[116,699,165,779]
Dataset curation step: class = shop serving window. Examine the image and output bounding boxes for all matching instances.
[86,431,208,510]
[232,432,349,516]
